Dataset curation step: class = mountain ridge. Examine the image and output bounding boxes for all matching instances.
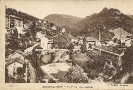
[70,7,133,40]
[44,14,83,27]
[44,8,133,40]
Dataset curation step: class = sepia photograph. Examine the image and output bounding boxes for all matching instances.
[1,0,133,89]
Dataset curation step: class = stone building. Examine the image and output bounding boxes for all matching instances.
[5,7,40,33]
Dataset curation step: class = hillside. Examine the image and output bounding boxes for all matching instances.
[69,7,133,40]
[128,15,133,20]
[44,14,82,27]
[44,8,133,41]
[109,28,131,39]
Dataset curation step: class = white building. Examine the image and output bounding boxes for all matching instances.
[125,39,132,47]
[41,34,49,50]
[61,28,66,33]
[6,51,28,77]
[71,38,78,43]
[51,25,57,30]
[6,60,23,77]
[86,37,101,50]
[36,31,43,41]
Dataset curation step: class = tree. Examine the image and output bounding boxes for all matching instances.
[67,43,74,50]
[118,39,121,45]
[49,23,54,27]
[112,45,133,83]
[121,46,133,73]
[113,38,118,43]
[81,37,87,53]
[65,65,88,83]
[5,67,9,83]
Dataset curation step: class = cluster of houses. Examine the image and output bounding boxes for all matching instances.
[5,7,71,50]
[6,7,55,33]
[5,7,133,83]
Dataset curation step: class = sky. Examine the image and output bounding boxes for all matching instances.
[5,0,133,19]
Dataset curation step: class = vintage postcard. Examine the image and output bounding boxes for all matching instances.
[0,0,133,89]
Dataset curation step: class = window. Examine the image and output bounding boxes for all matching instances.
[5,17,9,29]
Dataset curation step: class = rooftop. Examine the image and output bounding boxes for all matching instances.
[95,45,121,55]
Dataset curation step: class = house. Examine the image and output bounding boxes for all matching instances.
[5,50,29,78]
[47,37,53,49]
[36,31,43,41]
[86,37,98,45]
[6,58,25,77]
[6,15,23,33]
[61,28,66,33]
[109,28,132,44]
[105,40,117,46]
[52,26,57,31]
[35,19,43,29]
[125,39,132,47]
[5,7,40,33]
[40,34,49,50]
[7,50,26,59]
[6,8,24,32]
[77,36,84,45]
[77,36,101,50]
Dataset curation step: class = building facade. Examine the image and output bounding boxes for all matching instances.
[5,7,40,32]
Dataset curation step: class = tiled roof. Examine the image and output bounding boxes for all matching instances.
[6,50,28,66]
[86,37,98,41]
[7,50,26,59]
[5,57,25,67]
[95,45,120,55]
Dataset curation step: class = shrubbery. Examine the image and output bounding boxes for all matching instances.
[65,65,88,83]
